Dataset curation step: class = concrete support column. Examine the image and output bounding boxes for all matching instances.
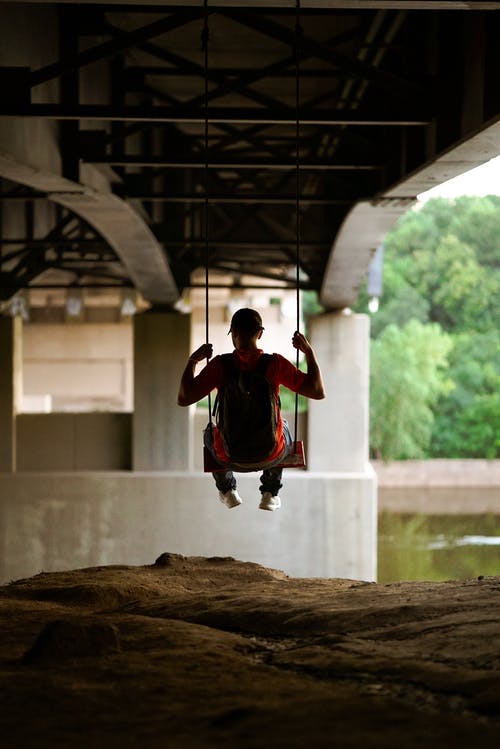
[0,315,23,472]
[308,310,370,472]
[133,309,192,470]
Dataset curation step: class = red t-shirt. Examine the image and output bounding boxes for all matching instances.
[194,349,306,463]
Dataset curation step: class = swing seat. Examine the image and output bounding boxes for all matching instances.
[203,441,306,472]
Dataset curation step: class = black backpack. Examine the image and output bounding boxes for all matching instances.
[214,353,280,463]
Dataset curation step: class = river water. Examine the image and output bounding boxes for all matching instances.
[378,509,500,583]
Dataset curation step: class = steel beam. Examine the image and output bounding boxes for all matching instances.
[0,104,431,126]
[13,2,500,8]
[30,10,205,87]
[220,8,426,106]
[124,194,352,205]
[89,156,381,170]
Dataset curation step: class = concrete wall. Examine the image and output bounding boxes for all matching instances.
[308,311,370,472]
[0,471,377,585]
[14,412,303,471]
[189,286,303,359]
[133,310,192,471]
[22,322,133,412]
[17,413,131,470]
[2,308,377,586]
[19,295,299,414]
[14,409,302,471]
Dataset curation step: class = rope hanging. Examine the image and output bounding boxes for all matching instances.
[293,0,302,448]
[202,0,212,429]
[202,0,306,472]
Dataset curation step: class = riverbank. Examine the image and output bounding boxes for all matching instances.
[373,460,500,514]
[373,459,500,488]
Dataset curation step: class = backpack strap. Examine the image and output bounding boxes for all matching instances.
[212,354,234,418]
[219,352,237,377]
[255,352,273,375]
[255,353,281,411]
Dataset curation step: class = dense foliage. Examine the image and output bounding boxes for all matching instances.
[355,196,500,460]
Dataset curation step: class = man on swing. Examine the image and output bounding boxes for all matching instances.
[177,308,325,511]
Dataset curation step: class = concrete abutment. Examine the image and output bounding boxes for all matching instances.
[0,309,377,583]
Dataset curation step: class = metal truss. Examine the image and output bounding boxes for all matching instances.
[0,181,130,302]
[0,3,499,299]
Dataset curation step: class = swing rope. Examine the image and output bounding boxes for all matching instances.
[201,1,306,472]
[202,0,212,431]
[293,0,302,450]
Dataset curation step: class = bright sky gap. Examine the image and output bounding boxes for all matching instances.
[418,154,500,202]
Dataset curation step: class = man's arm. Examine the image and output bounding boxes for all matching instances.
[292,331,325,400]
[177,343,213,406]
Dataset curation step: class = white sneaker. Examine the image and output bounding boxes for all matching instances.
[218,489,243,509]
[259,492,281,511]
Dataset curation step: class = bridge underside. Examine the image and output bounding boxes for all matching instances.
[0,1,499,309]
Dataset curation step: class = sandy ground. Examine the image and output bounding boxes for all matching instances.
[0,553,499,748]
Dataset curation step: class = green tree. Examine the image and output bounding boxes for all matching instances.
[370,320,452,460]
[383,199,449,259]
[449,195,500,268]
[356,195,499,458]
[368,261,430,338]
[410,235,499,332]
[430,331,500,458]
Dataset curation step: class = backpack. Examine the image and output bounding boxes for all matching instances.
[214,353,280,463]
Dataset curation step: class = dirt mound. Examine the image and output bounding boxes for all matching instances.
[0,554,499,748]
[22,619,121,663]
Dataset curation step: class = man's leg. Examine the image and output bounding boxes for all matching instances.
[203,424,241,507]
[258,466,283,511]
[259,466,283,496]
[258,420,292,511]
[212,469,236,493]
[259,418,292,489]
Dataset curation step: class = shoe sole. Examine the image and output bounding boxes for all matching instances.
[220,498,242,509]
[259,501,281,511]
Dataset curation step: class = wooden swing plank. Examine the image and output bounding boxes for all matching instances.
[203,441,306,472]
[277,440,306,468]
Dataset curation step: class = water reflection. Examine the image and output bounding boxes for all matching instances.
[378,512,500,583]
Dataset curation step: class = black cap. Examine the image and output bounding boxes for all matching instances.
[229,308,264,334]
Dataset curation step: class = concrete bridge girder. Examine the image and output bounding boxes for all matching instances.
[321,116,500,310]
[0,151,179,306]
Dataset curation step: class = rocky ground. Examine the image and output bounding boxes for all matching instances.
[0,554,499,748]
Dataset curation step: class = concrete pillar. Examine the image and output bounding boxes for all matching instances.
[308,310,370,472]
[0,315,23,472]
[133,309,192,470]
